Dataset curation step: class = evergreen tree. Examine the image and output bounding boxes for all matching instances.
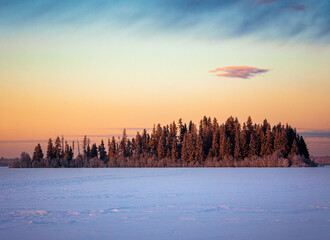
[181,134,188,162]
[240,124,249,159]
[90,144,98,158]
[83,135,88,154]
[46,138,54,159]
[33,143,44,167]
[249,132,258,157]
[135,132,143,155]
[171,137,179,159]
[261,128,274,156]
[86,144,91,159]
[108,137,117,160]
[54,137,62,159]
[290,138,299,155]
[298,136,309,159]
[209,128,220,158]
[273,125,289,155]
[120,129,128,157]
[195,134,204,162]
[98,140,107,162]
[234,130,242,159]
[157,129,166,160]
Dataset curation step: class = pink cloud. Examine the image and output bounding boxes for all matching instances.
[284,4,309,11]
[257,0,279,5]
[209,66,270,79]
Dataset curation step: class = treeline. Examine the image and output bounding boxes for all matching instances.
[10,116,315,168]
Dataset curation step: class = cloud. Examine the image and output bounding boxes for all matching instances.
[257,0,279,5]
[284,4,309,11]
[0,0,329,43]
[299,130,330,138]
[209,66,270,79]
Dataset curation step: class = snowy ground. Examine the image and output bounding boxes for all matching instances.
[0,168,329,240]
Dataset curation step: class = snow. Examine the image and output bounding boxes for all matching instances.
[0,168,329,240]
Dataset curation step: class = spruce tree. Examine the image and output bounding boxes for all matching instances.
[47,138,54,159]
[90,144,98,158]
[234,130,242,160]
[108,137,117,160]
[171,137,179,159]
[261,128,274,156]
[33,143,44,167]
[98,140,107,162]
[157,130,166,160]
[54,137,62,159]
[290,138,299,155]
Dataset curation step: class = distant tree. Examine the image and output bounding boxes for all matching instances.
[249,132,258,157]
[157,128,167,159]
[234,130,242,160]
[240,124,249,159]
[290,138,299,155]
[20,152,32,168]
[46,138,54,159]
[90,144,98,158]
[135,132,143,155]
[86,144,91,159]
[108,137,117,160]
[195,134,204,162]
[261,128,274,156]
[171,136,179,159]
[120,129,128,157]
[54,137,62,159]
[83,135,88,154]
[98,140,107,162]
[298,136,309,159]
[32,143,44,167]
[64,142,73,166]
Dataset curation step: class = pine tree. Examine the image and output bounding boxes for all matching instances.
[171,137,179,159]
[120,129,128,157]
[240,124,249,159]
[47,138,54,159]
[195,134,204,162]
[83,135,88,154]
[86,144,91,159]
[298,136,310,159]
[157,130,166,160]
[181,134,188,162]
[90,144,98,158]
[219,125,226,159]
[249,132,258,157]
[272,124,288,156]
[234,130,242,160]
[141,129,148,153]
[261,128,274,156]
[98,140,107,162]
[32,143,44,167]
[135,132,143,155]
[108,137,117,160]
[209,128,220,158]
[290,138,299,155]
[54,137,62,159]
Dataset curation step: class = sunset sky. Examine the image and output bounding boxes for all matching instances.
[0,0,329,157]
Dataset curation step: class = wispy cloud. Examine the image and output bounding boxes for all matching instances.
[209,66,270,79]
[284,4,309,11]
[257,0,279,5]
[299,130,330,138]
[0,0,328,43]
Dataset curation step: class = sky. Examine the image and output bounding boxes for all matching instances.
[0,0,330,158]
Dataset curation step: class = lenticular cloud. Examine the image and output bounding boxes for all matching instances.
[209,66,270,79]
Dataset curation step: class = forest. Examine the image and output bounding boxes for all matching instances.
[10,116,315,168]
